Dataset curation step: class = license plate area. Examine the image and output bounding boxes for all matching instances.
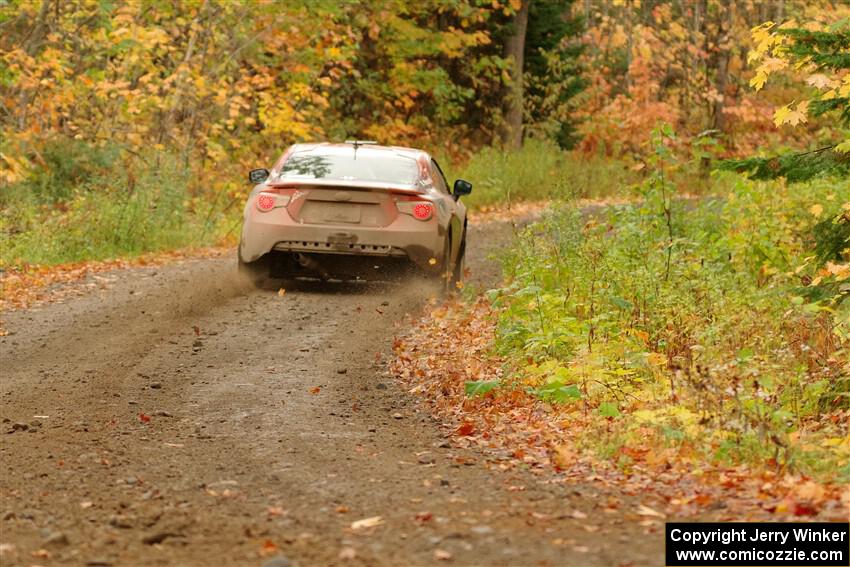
[302,202,362,224]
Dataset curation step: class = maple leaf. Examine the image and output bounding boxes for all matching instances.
[749,71,768,91]
[773,102,808,127]
[806,74,836,89]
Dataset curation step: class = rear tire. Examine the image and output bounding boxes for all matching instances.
[238,253,269,288]
[452,235,466,288]
[439,236,461,296]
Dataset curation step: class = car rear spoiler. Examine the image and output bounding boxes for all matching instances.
[268,178,425,194]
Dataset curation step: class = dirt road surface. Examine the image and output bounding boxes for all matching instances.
[1,219,660,566]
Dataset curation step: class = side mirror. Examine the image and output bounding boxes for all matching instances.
[248,168,270,184]
[452,179,472,200]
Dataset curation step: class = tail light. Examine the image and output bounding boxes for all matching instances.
[255,192,291,212]
[395,198,434,221]
[256,194,276,211]
[413,203,433,220]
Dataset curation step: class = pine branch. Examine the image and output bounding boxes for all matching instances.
[719,144,850,183]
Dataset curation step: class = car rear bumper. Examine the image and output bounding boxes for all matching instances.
[239,208,444,271]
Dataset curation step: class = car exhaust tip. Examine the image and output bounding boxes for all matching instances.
[294,253,331,280]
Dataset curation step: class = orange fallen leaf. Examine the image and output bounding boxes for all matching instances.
[259,539,278,557]
[456,421,475,436]
[310,387,321,395]
[552,445,574,469]
[415,511,433,522]
[139,413,151,424]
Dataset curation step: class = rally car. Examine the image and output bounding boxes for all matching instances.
[238,141,472,288]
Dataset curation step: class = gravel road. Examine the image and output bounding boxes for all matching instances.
[1,219,659,566]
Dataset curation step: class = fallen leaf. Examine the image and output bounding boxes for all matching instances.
[278,288,286,297]
[415,511,433,522]
[552,445,574,469]
[434,549,453,561]
[336,505,350,514]
[139,413,151,424]
[792,501,819,516]
[259,539,278,557]
[636,504,665,518]
[351,516,384,530]
[794,481,826,504]
[310,387,321,395]
[31,549,51,559]
[456,421,475,436]
[266,506,286,517]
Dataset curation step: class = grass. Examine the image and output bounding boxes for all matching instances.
[444,139,640,209]
[487,172,849,478]
[1,140,239,267]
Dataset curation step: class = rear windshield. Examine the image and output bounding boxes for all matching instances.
[277,150,420,185]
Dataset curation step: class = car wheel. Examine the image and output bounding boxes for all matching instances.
[439,236,458,295]
[237,253,269,288]
[452,234,466,287]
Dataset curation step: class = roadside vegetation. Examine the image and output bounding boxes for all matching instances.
[1,145,237,265]
[490,170,848,477]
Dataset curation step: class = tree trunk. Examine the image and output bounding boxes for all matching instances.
[501,0,530,150]
[710,0,732,134]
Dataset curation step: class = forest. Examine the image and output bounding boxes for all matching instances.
[1,0,849,525]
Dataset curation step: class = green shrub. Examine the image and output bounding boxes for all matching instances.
[0,137,121,207]
[444,139,638,208]
[1,151,235,266]
[489,173,849,476]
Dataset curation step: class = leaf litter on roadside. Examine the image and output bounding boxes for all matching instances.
[390,297,849,522]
